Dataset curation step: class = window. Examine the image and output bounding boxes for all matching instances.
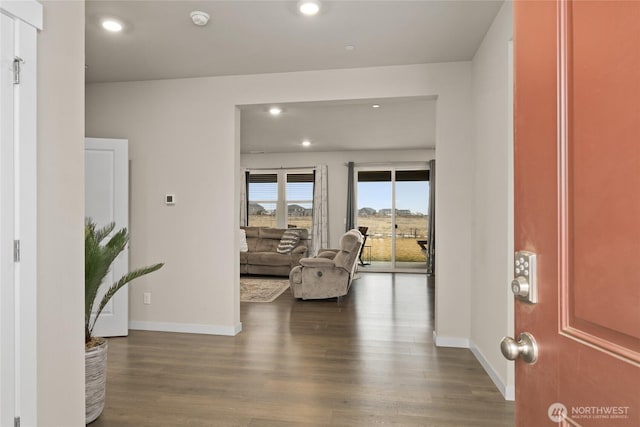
[286,173,314,230]
[247,173,278,228]
[247,169,314,232]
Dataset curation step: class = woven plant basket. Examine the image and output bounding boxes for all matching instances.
[85,339,108,424]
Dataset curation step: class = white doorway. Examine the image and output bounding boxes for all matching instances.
[85,138,130,337]
[355,165,430,273]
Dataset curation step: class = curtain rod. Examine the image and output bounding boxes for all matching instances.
[344,161,430,167]
[244,166,316,171]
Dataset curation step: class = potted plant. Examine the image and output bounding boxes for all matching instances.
[85,220,163,423]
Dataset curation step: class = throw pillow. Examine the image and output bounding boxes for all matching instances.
[239,229,248,252]
[276,229,301,254]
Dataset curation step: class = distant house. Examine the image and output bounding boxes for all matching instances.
[358,207,377,217]
[249,203,266,215]
[378,208,412,216]
[288,204,306,215]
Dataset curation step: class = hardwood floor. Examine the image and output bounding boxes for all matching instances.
[91,273,514,426]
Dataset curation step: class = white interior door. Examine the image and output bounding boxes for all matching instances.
[1,4,41,425]
[85,138,129,337]
[0,13,18,425]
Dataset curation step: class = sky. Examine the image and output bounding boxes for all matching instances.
[358,181,429,214]
[249,180,429,215]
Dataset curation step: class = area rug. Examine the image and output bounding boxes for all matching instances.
[240,277,290,303]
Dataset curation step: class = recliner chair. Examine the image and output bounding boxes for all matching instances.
[289,229,364,300]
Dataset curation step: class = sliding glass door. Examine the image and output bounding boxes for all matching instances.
[355,166,429,271]
[356,171,393,266]
[394,170,429,269]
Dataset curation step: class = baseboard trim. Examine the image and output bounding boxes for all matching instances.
[433,331,470,348]
[469,340,515,401]
[129,321,243,336]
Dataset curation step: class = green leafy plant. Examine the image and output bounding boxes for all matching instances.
[85,220,163,346]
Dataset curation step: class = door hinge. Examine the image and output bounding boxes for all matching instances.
[13,57,24,85]
[14,240,20,262]
[14,416,20,427]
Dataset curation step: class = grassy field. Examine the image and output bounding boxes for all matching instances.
[358,215,428,262]
[248,214,429,262]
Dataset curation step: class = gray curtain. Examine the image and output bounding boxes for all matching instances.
[427,160,436,274]
[346,161,355,231]
[240,169,248,226]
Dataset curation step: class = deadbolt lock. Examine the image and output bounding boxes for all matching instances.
[512,251,538,304]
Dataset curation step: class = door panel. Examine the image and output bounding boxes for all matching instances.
[394,170,429,268]
[514,1,639,425]
[0,13,16,426]
[85,138,129,337]
[1,10,39,424]
[357,170,393,266]
[564,0,640,352]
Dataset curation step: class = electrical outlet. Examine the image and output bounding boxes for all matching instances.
[143,292,151,305]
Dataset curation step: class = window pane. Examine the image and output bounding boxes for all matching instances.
[286,182,314,200]
[248,202,277,228]
[248,173,278,227]
[357,177,392,262]
[286,173,314,232]
[248,174,278,202]
[395,171,429,263]
[287,202,312,231]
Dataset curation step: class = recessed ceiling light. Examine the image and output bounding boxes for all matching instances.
[301,140,312,147]
[102,19,123,32]
[298,0,321,16]
[269,106,283,116]
[372,104,381,108]
[345,45,355,51]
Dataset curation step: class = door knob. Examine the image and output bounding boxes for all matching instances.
[500,332,538,364]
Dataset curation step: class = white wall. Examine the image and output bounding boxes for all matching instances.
[470,0,514,399]
[37,1,86,425]
[241,149,435,249]
[85,62,474,344]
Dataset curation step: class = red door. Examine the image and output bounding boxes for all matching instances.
[513,0,640,425]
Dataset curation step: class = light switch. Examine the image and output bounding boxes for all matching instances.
[165,194,175,205]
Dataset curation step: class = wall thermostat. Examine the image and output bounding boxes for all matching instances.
[165,194,176,205]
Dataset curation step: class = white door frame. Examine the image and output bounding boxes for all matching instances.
[85,138,130,337]
[0,2,42,426]
[353,162,430,273]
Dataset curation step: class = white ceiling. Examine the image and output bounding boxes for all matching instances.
[240,97,437,153]
[86,0,502,153]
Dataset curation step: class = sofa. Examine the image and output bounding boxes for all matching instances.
[289,229,363,300]
[240,226,310,276]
